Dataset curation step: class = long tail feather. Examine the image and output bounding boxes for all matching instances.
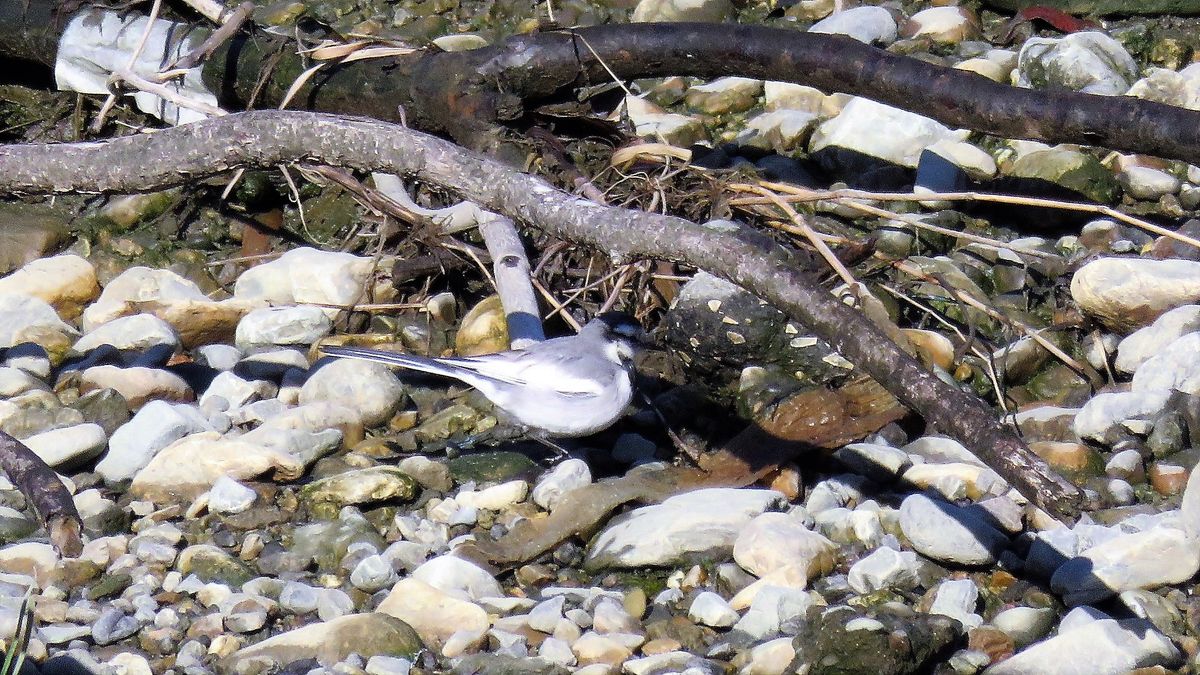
[319,345,477,383]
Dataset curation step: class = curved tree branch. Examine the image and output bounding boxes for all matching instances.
[0,110,1086,519]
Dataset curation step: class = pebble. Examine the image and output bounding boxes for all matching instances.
[21,423,107,469]
[732,511,837,579]
[207,475,257,514]
[233,247,376,308]
[687,591,739,628]
[899,493,1008,566]
[928,578,982,629]
[847,546,921,593]
[377,578,489,651]
[0,293,77,349]
[0,254,98,319]
[78,365,193,409]
[532,458,592,510]
[1050,523,1200,605]
[1132,331,1200,393]
[809,6,896,45]
[129,432,304,503]
[411,554,504,601]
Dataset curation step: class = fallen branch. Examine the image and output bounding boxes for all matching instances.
[0,432,82,557]
[0,110,1086,519]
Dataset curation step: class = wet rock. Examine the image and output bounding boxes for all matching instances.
[1071,257,1200,331]
[301,358,407,427]
[899,493,1008,566]
[0,254,97,319]
[235,305,332,350]
[586,489,787,569]
[811,97,966,169]
[662,271,842,380]
[1007,147,1119,204]
[447,451,539,484]
[809,6,897,45]
[301,466,418,510]
[986,618,1179,674]
[222,613,420,670]
[1017,32,1138,95]
[177,544,255,586]
[788,607,960,675]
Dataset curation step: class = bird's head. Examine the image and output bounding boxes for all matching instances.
[588,311,648,364]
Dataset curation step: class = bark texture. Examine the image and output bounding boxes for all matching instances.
[0,111,1086,519]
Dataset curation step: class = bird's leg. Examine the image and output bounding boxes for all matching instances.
[532,436,572,462]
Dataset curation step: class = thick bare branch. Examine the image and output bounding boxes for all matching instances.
[0,111,1086,519]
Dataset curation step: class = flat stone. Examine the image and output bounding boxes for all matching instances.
[79,365,193,409]
[96,400,214,485]
[221,613,420,670]
[585,488,786,569]
[22,423,107,469]
[130,431,304,503]
[811,97,966,169]
[1050,525,1200,605]
[986,618,1179,674]
[1074,389,1173,445]
[81,266,210,332]
[899,493,1008,566]
[73,313,179,354]
[235,305,332,350]
[233,247,375,309]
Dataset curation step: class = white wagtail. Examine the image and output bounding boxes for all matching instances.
[319,312,645,438]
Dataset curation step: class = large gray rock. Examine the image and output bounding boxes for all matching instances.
[96,401,214,485]
[898,493,1008,566]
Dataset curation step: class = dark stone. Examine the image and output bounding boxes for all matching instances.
[788,605,962,675]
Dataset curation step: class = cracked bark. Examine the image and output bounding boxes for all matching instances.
[0,432,82,557]
[0,111,1086,519]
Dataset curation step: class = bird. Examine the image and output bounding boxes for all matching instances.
[318,312,645,438]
